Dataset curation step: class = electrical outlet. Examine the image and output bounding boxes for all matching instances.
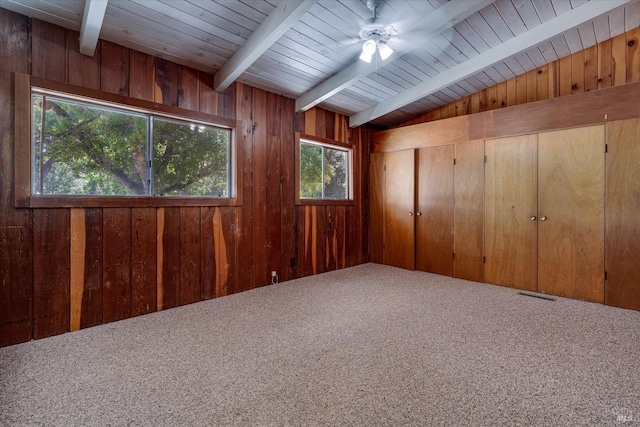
[271,271,277,277]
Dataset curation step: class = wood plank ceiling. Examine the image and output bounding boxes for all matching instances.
[1,0,638,128]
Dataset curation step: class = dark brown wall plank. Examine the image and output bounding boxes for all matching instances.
[178,66,199,110]
[236,83,254,291]
[280,98,296,282]
[200,207,216,300]
[266,93,282,281]
[161,207,180,309]
[326,205,337,271]
[100,40,129,95]
[33,209,70,339]
[218,207,237,296]
[31,20,67,81]
[199,71,218,115]
[67,30,100,89]
[154,57,179,106]
[102,208,131,323]
[129,50,155,101]
[252,88,269,287]
[131,208,156,316]
[0,9,31,347]
[218,82,236,120]
[179,207,201,305]
[81,208,103,328]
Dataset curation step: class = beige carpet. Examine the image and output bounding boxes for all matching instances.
[1,263,638,426]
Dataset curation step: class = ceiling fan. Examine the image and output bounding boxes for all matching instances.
[358,0,394,63]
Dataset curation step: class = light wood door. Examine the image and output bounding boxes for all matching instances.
[454,140,484,282]
[383,150,415,270]
[416,145,454,276]
[605,118,640,310]
[484,135,538,291]
[537,126,605,302]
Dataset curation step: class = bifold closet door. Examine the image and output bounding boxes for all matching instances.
[484,135,538,291]
[383,150,415,270]
[537,126,605,303]
[416,145,454,276]
[606,118,640,310]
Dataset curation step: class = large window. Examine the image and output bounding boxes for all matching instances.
[299,138,352,201]
[30,92,232,198]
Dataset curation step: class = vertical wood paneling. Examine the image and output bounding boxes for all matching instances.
[161,207,180,309]
[236,83,254,291]
[154,57,179,106]
[179,207,201,305]
[100,40,129,95]
[280,98,296,282]
[584,45,599,91]
[199,71,218,115]
[536,66,549,100]
[252,88,269,287]
[267,93,282,280]
[102,208,131,323]
[598,39,613,89]
[0,9,32,347]
[506,78,517,106]
[515,75,527,104]
[31,20,66,81]
[67,31,100,89]
[369,154,384,264]
[611,33,627,86]
[131,208,156,316]
[0,12,371,347]
[80,208,103,329]
[33,210,70,339]
[129,50,155,101]
[526,70,537,102]
[178,66,199,110]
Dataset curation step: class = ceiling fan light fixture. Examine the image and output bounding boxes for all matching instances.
[359,39,376,63]
[378,42,393,60]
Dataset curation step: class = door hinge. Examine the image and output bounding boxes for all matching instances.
[452,252,455,260]
[605,144,608,153]
[383,164,386,171]
[483,256,486,264]
[604,271,607,280]
[484,155,487,163]
[453,158,456,165]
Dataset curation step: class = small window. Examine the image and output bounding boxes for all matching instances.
[299,138,352,201]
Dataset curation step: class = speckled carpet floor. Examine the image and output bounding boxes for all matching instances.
[1,263,639,426]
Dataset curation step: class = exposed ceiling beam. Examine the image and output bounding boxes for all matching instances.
[294,0,494,113]
[349,0,632,128]
[214,0,316,92]
[79,0,107,56]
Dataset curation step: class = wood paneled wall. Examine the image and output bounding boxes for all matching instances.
[400,28,640,127]
[0,9,370,347]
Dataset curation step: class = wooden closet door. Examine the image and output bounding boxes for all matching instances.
[606,118,640,310]
[383,150,415,270]
[538,126,605,303]
[416,145,454,276]
[484,135,538,291]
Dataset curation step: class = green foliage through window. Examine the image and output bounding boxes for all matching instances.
[299,140,350,200]
[31,93,231,197]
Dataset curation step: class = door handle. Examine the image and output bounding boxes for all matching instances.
[530,216,536,221]
[409,212,413,216]
[416,212,422,216]
[540,216,547,221]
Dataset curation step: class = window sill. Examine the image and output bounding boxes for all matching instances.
[19,196,241,209]
[295,198,356,206]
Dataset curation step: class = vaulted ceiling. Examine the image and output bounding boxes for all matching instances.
[2,0,639,128]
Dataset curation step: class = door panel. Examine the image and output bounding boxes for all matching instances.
[605,118,640,310]
[383,150,415,270]
[370,153,385,264]
[538,127,605,302]
[416,145,454,276]
[454,140,484,282]
[484,135,538,291]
